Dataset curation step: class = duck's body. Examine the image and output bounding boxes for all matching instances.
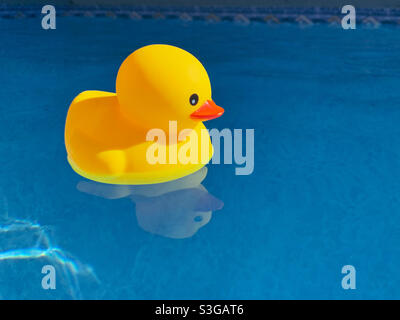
[65,45,223,185]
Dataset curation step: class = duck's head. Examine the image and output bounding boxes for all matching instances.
[116,44,224,132]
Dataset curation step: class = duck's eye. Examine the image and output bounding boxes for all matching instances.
[189,94,199,106]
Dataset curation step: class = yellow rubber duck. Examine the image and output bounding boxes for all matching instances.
[65,44,224,184]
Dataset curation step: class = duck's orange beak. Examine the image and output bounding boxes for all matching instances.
[190,100,224,121]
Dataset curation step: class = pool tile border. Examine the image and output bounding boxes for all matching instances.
[1,5,399,25]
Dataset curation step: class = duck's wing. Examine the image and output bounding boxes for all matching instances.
[66,90,118,139]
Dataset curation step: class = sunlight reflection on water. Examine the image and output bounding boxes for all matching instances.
[0,196,99,299]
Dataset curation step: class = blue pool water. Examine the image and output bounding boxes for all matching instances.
[1,16,400,299]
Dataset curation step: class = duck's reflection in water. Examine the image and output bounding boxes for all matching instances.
[77,167,223,239]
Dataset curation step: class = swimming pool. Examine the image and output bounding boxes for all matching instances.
[1,14,400,299]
